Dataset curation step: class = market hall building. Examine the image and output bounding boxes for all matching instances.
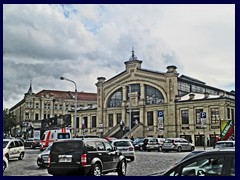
[8,50,235,146]
[77,50,235,146]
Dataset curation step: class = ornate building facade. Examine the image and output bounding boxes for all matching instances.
[9,50,235,146]
[75,51,235,146]
[9,84,97,137]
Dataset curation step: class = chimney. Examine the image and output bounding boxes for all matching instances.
[189,93,195,100]
[97,77,106,83]
[166,65,177,73]
[204,92,209,98]
[219,91,225,97]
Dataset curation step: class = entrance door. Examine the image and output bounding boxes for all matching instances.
[194,135,205,146]
[131,111,139,128]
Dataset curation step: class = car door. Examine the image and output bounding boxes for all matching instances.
[104,142,118,169]
[96,141,110,171]
[224,153,235,176]
[181,139,189,151]
[165,153,226,176]
[9,141,18,158]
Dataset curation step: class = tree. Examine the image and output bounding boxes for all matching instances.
[3,109,17,134]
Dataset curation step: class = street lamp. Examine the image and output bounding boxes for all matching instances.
[60,76,78,137]
[128,85,132,138]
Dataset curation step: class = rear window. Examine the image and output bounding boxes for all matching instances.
[113,141,131,147]
[57,133,71,139]
[51,141,83,153]
[165,139,174,143]
[216,142,234,147]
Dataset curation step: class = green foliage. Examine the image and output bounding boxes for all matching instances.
[3,109,17,133]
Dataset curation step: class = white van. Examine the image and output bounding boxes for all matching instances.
[40,128,71,151]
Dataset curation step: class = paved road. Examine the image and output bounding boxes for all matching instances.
[3,147,209,176]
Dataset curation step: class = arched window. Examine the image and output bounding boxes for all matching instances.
[127,84,140,100]
[107,88,122,107]
[145,85,164,105]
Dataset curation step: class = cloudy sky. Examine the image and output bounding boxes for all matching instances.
[3,4,235,109]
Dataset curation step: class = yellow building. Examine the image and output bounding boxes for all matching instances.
[75,50,235,146]
[9,50,235,146]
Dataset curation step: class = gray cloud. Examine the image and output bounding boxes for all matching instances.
[3,4,235,109]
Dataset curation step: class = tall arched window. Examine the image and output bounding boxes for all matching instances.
[107,88,122,107]
[145,85,164,105]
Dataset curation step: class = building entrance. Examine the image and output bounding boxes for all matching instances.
[194,135,205,146]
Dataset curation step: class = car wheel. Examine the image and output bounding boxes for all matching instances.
[117,160,127,176]
[18,152,24,160]
[91,164,102,176]
[158,146,162,152]
[177,146,182,152]
[3,162,6,172]
[191,146,195,151]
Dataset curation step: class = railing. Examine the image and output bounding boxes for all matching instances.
[122,123,143,138]
[103,124,120,138]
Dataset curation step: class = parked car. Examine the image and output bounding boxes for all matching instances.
[3,152,8,172]
[132,137,145,150]
[48,138,127,176]
[105,136,118,142]
[77,135,100,138]
[213,140,235,149]
[24,138,41,149]
[156,148,235,176]
[3,138,25,160]
[162,138,195,152]
[140,137,162,152]
[110,139,135,161]
[37,144,52,168]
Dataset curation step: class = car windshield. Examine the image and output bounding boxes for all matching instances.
[3,141,9,148]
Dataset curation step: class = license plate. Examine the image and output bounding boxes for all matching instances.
[58,155,72,162]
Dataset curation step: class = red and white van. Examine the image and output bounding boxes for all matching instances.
[40,128,71,151]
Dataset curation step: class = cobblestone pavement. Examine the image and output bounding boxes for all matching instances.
[3,147,211,176]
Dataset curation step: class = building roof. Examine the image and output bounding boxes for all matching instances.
[35,90,97,101]
[177,92,220,101]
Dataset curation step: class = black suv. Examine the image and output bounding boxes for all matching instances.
[48,138,127,176]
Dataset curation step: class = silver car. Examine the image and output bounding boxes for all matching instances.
[162,138,195,152]
[111,139,135,161]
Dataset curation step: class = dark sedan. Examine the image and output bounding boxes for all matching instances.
[24,138,41,149]
[150,148,235,176]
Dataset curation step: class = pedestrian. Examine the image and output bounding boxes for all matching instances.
[120,119,123,129]
[131,136,134,141]
[135,119,138,125]
[189,137,193,144]
[207,137,210,147]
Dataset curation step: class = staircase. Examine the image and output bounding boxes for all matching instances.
[103,124,121,138]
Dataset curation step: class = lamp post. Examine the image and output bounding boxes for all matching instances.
[128,85,132,138]
[60,76,77,137]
